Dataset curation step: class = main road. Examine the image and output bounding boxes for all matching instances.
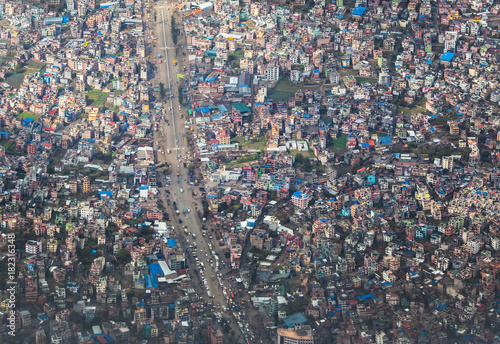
[153,4,248,343]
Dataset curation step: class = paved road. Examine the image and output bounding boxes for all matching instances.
[153,4,249,343]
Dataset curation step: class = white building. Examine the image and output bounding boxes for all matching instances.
[266,65,280,81]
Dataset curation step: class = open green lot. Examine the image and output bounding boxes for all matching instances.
[288,149,316,158]
[268,78,303,101]
[356,77,377,84]
[3,60,46,89]
[231,136,267,152]
[25,60,46,72]
[5,70,27,89]
[18,111,39,120]
[398,97,427,117]
[87,90,108,106]
[339,69,357,77]
[0,140,15,154]
[223,152,261,166]
[329,135,347,151]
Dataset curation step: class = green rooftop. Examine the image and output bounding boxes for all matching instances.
[233,103,251,113]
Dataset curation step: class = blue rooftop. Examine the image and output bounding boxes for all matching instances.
[352,6,366,16]
[148,263,163,276]
[167,238,177,248]
[379,136,393,144]
[283,313,308,328]
[440,52,455,62]
[144,274,158,288]
[99,191,112,198]
[292,191,302,197]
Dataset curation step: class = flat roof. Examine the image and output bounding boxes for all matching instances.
[277,329,313,339]
[440,52,455,62]
[352,6,366,16]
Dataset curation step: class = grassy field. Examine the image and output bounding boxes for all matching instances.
[87,90,108,106]
[330,135,347,151]
[3,60,46,89]
[398,97,427,117]
[25,60,46,73]
[339,69,357,77]
[268,78,303,102]
[289,149,316,158]
[356,77,377,84]
[224,152,261,166]
[5,70,27,89]
[0,140,15,154]
[231,136,267,152]
[398,107,424,117]
[18,111,39,120]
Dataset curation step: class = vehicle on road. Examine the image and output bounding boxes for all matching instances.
[183,209,187,214]
[180,188,184,193]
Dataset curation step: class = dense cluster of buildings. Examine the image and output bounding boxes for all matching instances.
[0,0,500,343]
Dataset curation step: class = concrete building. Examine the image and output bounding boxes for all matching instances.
[291,191,310,209]
[208,323,223,344]
[277,325,314,344]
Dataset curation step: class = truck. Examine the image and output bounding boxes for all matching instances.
[167,149,171,154]
[173,202,178,210]
[184,228,188,234]
[173,60,177,66]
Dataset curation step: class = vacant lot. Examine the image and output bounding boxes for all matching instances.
[268,78,303,101]
[329,135,347,152]
[87,90,108,106]
[18,111,39,120]
[0,140,15,154]
[289,149,315,159]
[231,136,267,152]
[356,77,377,84]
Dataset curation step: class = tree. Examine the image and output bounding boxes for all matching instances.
[294,153,304,164]
[171,16,178,45]
[159,82,166,99]
[116,248,130,264]
[178,86,183,104]
[77,246,93,267]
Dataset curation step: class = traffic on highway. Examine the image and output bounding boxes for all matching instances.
[152,2,257,343]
